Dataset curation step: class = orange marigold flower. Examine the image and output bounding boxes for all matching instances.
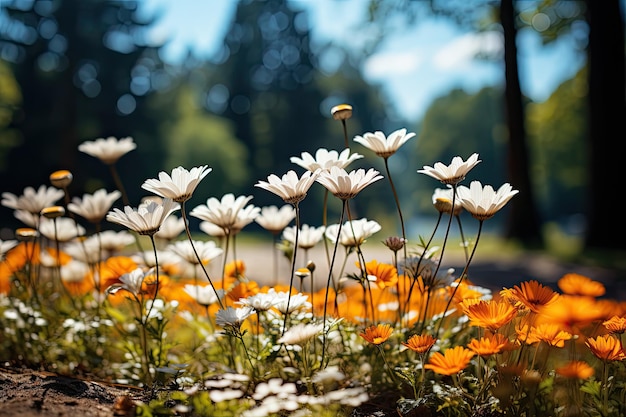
[555,361,595,379]
[537,294,604,331]
[586,334,626,361]
[98,256,138,290]
[516,324,541,345]
[532,323,573,348]
[360,323,393,345]
[424,346,475,376]
[403,334,437,354]
[450,281,485,304]
[603,316,626,334]
[558,273,605,297]
[506,280,559,313]
[362,260,398,290]
[461,299,518,332]
[467,334,510,356]
[224,260,246,278]
[226,281,260,305]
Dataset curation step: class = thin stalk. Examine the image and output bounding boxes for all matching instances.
[434,220,483,340]
[108,163,145,257]
[383,157,407,261]
[282,202,301,336]
[180,203,224,310]
[321,200,346,367]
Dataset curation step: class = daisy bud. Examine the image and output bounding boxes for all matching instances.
[383,236,406,252]
[306,260,316,273]
[41,205,65,219]
[15,228,38,241]
[49,170,73,188]
[331,104,352,120]
[295,268,310,279]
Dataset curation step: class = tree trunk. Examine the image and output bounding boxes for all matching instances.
[584,0,626,250]
[500,0,544,247]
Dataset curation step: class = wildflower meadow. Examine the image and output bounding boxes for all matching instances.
[1,105,625,416]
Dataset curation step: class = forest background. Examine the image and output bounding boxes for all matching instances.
[0,0,625,268]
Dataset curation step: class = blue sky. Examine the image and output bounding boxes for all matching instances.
[141,0,588,121]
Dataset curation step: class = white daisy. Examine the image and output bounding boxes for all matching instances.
[255,169,320,205]
[2,185,64,215]
[108,267,153,296]
[273,291,311,315]
[418,153,481,185]
[106,198,180,236]
[290,148,363,172]
[166,240,223,265]
[353,128,416,158]
[237,289,281,312]
[183,285,225,306]
[199,221,227,238]
[142,165,212,203]
[215,306,255,329]
[455,181,519,221]
[432,187,463,215]
[315,166,383,200]
[60,260,90,283]
[67,189,122,223]
[325,218,382,247]
[254,205,296,234]
[281,224,326,250]
[190,194,254,231]
[39,217,85,242]
[96,230,135,253]
[78,136,136,164]
[277,322,324,345]
[154,215,186,241]
[0,239,18,260]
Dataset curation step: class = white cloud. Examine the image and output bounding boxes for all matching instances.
[434,31,503,70]
[363,50,424,80]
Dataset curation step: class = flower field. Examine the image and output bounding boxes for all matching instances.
[1,106,625,416]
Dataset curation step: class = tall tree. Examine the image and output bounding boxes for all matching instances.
[207,0,388,224]
[583,0,626,250]
[499,0,542,246]
[366,0,544,247]
[0,0,168,212]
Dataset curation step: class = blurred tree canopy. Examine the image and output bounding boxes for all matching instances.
[0,0,623,254]
[0,0,171,207]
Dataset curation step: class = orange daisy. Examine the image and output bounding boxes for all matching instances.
[532,323,573,348]
[467,334,510,356]
[360,323,393,345]
[537,294,604,331]
[461,299,518,332]
[585,334,626,361]
[603,316,626,334]
[504,280,559,313]
[98,256,138,290]
[224,260,246,279]
[557,273,605,297]
[361,260,398,290]
[555,361,595,379]
[402,334,436,354]
[516,324,541,345]
[424,346,475,376]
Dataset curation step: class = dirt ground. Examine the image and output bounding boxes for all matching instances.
[0,365,141,417]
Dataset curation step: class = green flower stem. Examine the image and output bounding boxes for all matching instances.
[321,200,346,368]
[434,219,483,340]
[383,157,407,262]
[282,202,301,336]
[108,163,145,257]
[376,344,398,385]
[180,203,224,310]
